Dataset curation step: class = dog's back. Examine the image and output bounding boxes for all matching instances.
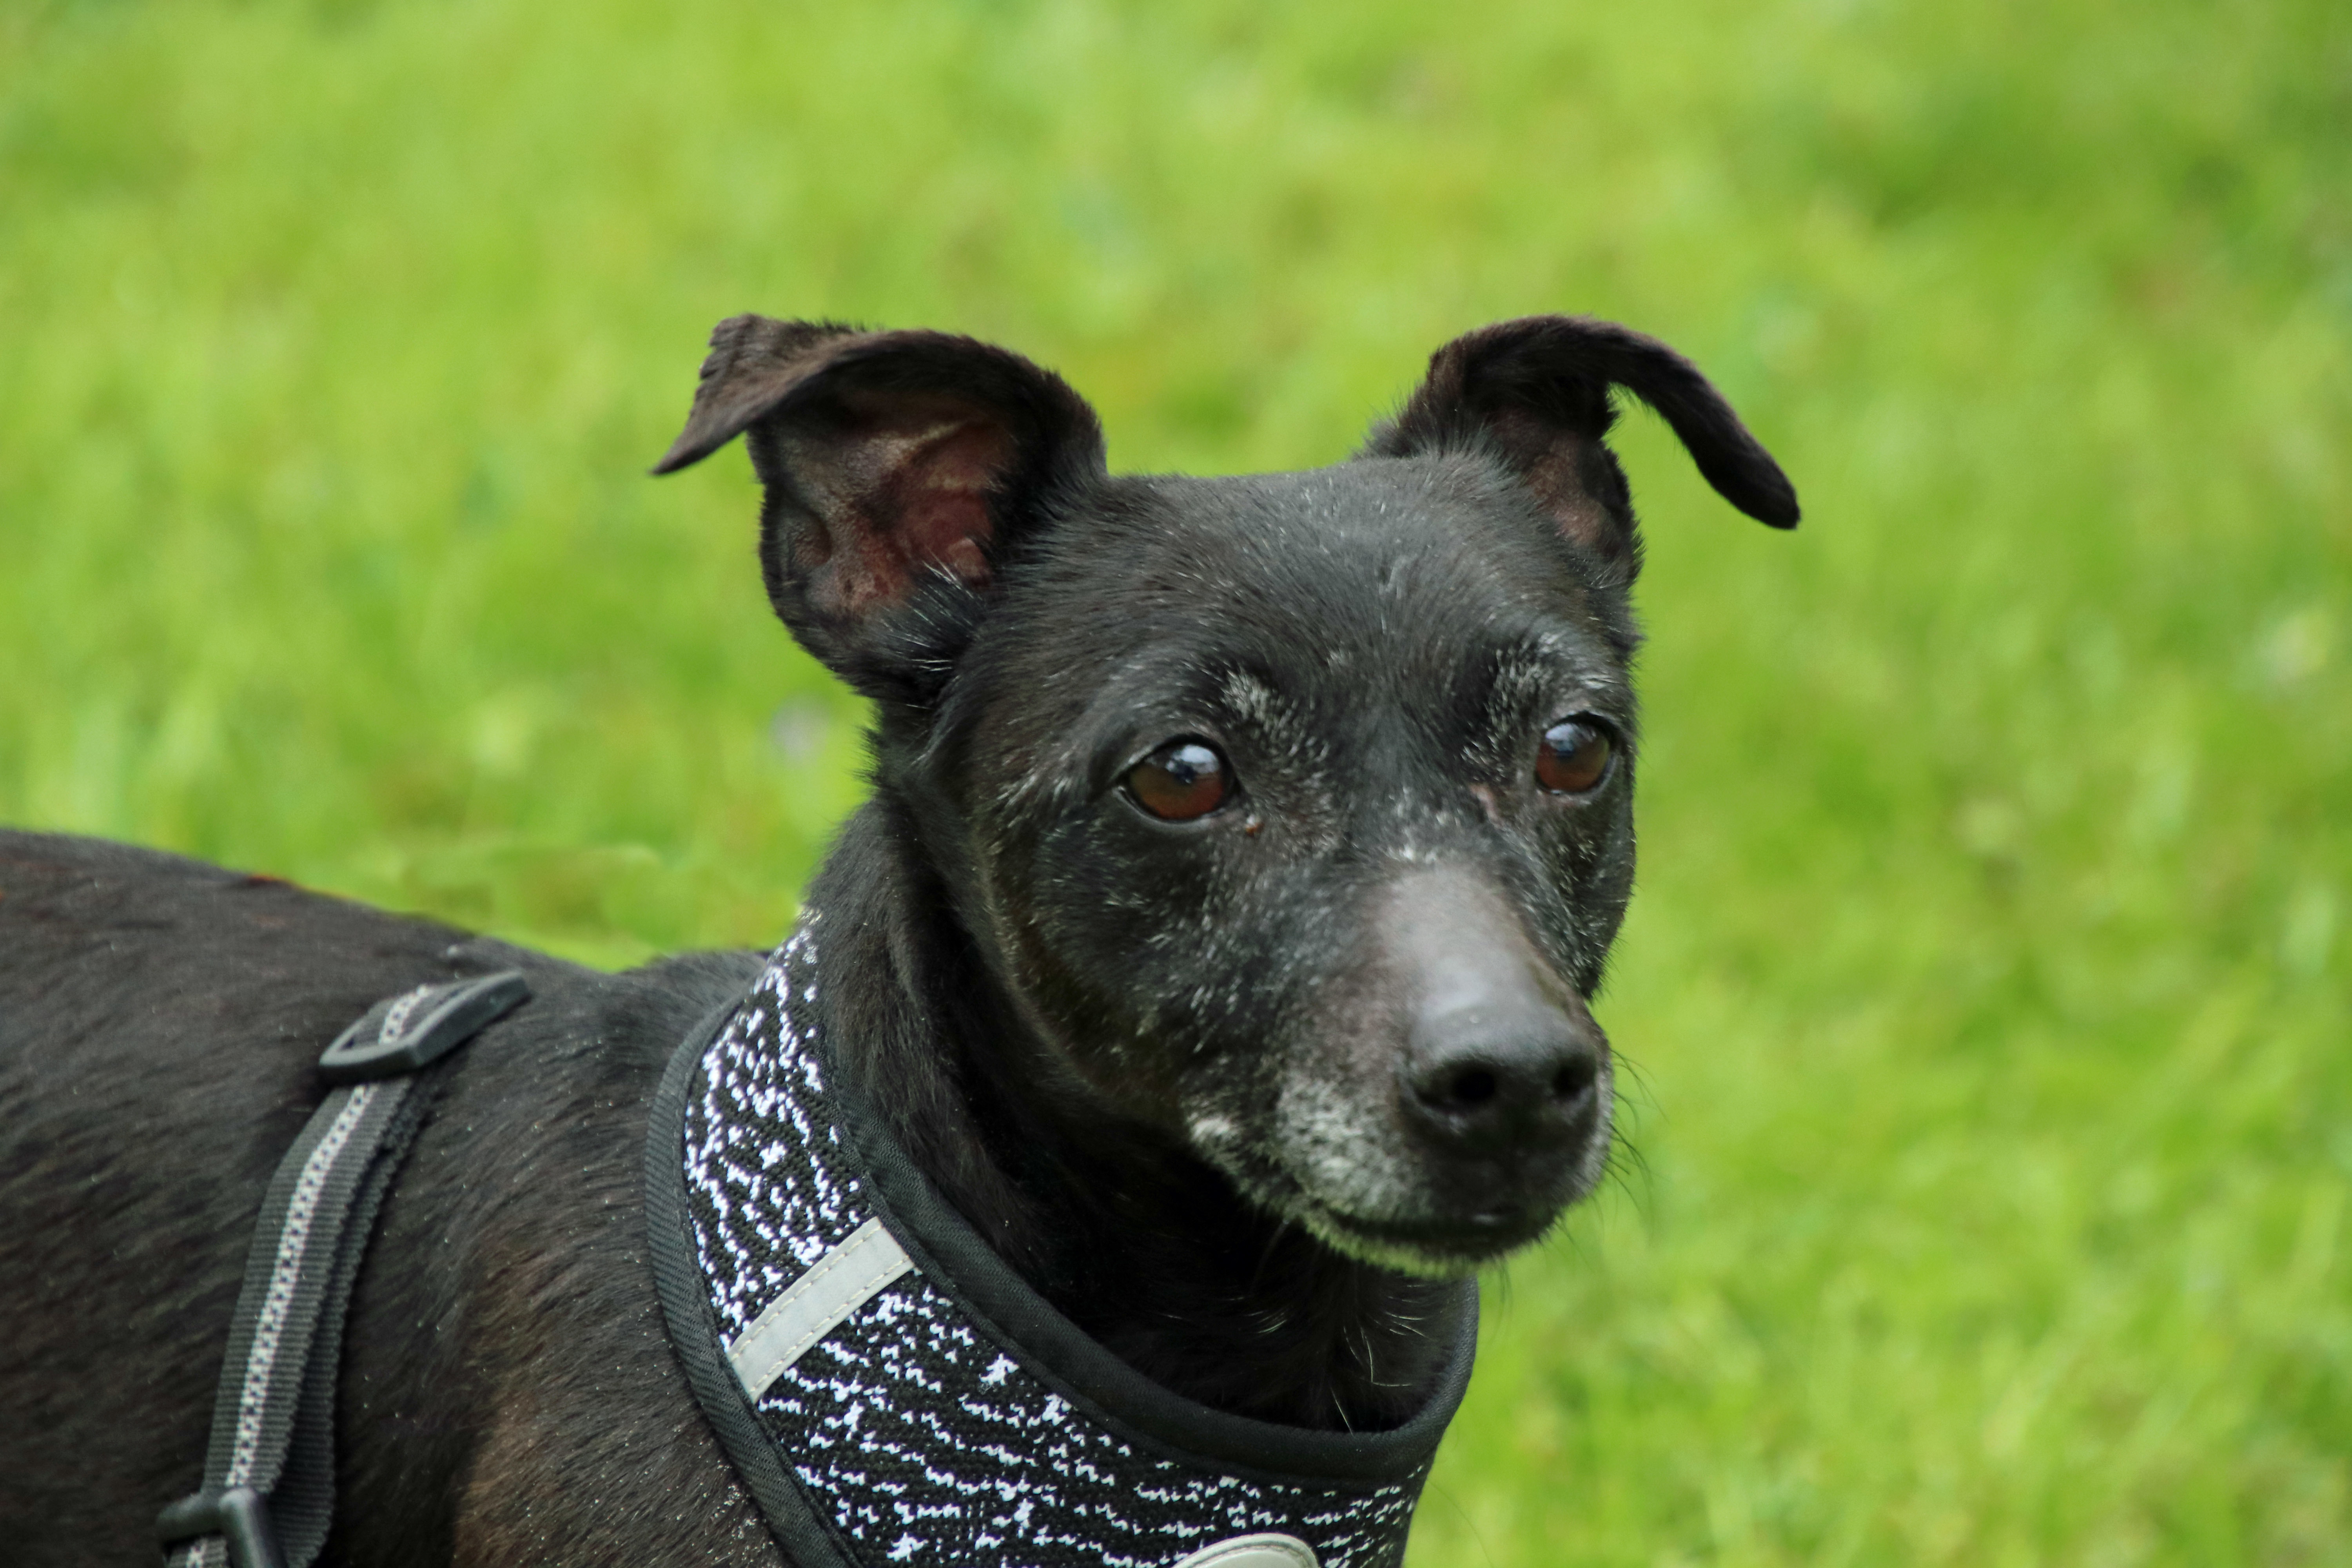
[0,829,774,1565]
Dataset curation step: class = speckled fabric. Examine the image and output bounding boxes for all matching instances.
[678,918,1436,1568]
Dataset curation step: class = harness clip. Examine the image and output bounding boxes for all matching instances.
[318,970,531,1084]
[156,1485,287,1568]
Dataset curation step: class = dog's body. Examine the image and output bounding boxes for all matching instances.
[0,316,1793,1565]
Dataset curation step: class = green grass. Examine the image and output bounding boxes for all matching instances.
[4,0,2348,1561]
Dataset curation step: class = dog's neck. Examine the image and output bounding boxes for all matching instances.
[804,801,1462,1432]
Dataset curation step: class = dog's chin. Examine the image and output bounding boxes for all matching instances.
[1292,1197,1563,1277]
[1184,1117,1595,1276]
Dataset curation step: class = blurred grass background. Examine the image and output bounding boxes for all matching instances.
[4,0,2348,1561]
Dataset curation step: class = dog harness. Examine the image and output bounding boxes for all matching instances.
[644,915,1478,1568]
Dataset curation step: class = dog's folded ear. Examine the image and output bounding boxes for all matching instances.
[654,316,1105,692]
[1364,316,1798,578]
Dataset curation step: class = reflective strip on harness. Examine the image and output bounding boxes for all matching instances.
[726,1216,916,1399]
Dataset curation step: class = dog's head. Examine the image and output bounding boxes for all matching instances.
[658,316,1795,1273]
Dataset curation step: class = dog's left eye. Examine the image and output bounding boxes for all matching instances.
[1536,718,1615,795]
[1126,739,1232,822]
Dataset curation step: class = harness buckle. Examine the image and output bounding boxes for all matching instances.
[317,969,530,1083]
[157,1485,288,1568]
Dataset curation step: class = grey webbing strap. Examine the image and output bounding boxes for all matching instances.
[158,972,529,1568]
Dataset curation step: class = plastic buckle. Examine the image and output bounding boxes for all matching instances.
[157,1486,288,1568]
[317,970,531,1084]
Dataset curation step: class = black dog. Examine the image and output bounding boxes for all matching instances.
[0,315,1794,1565]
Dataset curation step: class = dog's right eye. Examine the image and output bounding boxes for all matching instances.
[1536,717,1615,795]
[1126,740,1231,822]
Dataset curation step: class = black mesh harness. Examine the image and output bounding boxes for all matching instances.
[157,921,1474,1568]
[643,916,1477,1568]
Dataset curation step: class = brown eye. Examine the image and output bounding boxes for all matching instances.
[1536,718,1614,795]
[1126,739,1231,822]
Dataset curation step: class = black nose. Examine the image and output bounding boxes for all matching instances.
[1401,991,1602,1151]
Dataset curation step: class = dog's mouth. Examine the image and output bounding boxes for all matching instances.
[1303,1199,1560,1272]
[1183,1060,1612,1276]
[1195,1126,1589,1276]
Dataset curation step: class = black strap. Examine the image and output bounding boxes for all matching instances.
[158,972,530,1568]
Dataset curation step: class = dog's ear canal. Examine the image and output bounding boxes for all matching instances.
[653,315,1106,692]
[1363,315,1799,576]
